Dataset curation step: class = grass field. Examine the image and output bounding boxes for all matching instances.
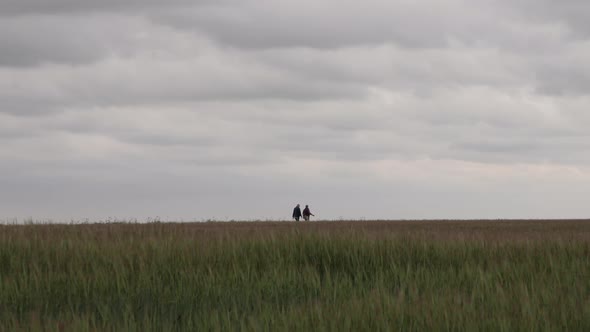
[1,220,590,331]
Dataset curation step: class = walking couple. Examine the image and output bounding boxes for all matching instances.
[292,204,314,221]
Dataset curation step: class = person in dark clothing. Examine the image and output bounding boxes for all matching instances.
[302,205,314,221]
[292,204,302,221]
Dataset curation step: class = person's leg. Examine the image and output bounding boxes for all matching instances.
[303,215,309,221]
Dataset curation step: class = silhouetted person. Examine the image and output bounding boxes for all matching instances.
[292,204,302,221]
[302,205,314,221]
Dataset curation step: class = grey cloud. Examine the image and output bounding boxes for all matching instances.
[446,140,590,164]
[534,64,590,96]
[448,139,543,164]
[116,133,217,148]
[153,0,493,49]
[452,140,538,154]
[153,0,580,54]
[0,15,140,67]
[2,0,590,221]
[512,0,590,38]
[0,0,216,16]
[0,97,64,116]
[0,55,367,117]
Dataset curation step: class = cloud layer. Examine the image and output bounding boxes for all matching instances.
[2,0,590,221]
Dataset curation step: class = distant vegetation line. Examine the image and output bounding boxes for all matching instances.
[0,222,589,330]
[2,217,590,225]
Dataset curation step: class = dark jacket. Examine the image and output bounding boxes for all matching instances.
[303,207,312,216]
[293,206,302,218]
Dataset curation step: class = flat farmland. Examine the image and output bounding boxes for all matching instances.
[1,220,589,331]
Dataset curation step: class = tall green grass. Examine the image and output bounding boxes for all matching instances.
[1,225,589,331]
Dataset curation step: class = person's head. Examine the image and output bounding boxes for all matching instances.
[305,205,309,208]
[296,204,300,207]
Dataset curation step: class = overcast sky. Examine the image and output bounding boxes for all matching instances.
[2,0,590,222]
